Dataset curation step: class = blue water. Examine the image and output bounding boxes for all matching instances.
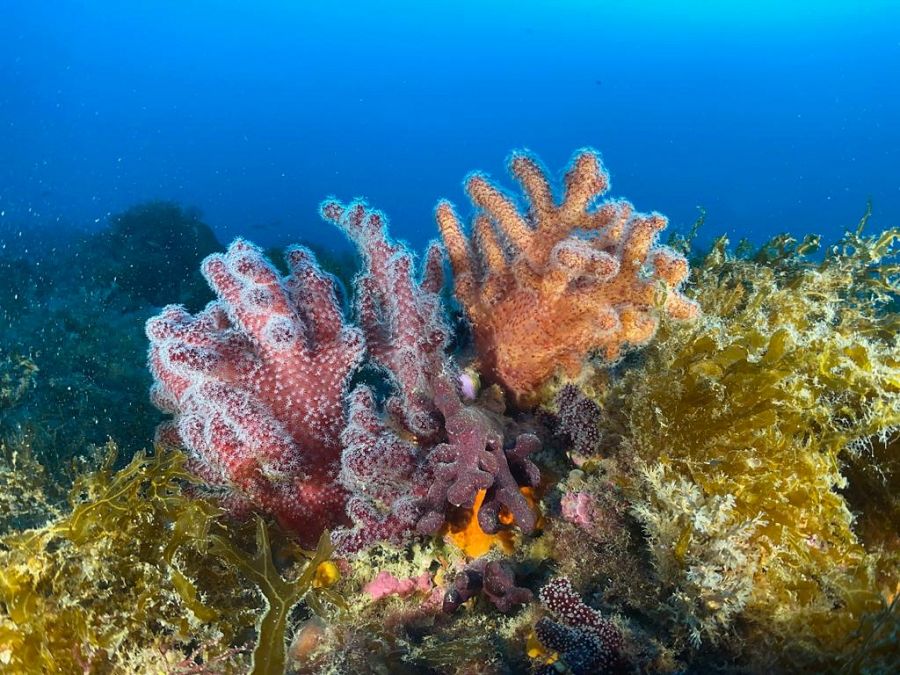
[1,1,898,254]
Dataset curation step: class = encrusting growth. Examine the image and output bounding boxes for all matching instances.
[436,148,698,402]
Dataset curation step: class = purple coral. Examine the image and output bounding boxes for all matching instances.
[145,239,362,546]
[554,384,603,457]
[535,577,623,674]
[417,374,541,536]
[322,200,543,552]
[322,199,448,441]
[443,559,533,614]
[332,385,427,552]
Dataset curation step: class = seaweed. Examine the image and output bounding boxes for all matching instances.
[0,353,37,412]
[598,216,899,666]
[839,593,900,675]
[0,445,255,673]
[209,521,339,675]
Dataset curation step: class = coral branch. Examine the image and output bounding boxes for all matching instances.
[417,374,541,536]
[321,200,543,550]
[321,199,448,441]
[331,385,426,552]
[146,239,363,545]
[436,148,698,402]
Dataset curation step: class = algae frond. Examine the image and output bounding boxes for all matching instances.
[209,519,338,675]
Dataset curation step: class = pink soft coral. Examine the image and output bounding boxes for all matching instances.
[323,200,542,551]
[146,240,362,544]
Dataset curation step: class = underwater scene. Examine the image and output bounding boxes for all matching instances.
[1,2,898,673]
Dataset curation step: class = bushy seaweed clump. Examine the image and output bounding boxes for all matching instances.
[0,444,342,674]
[597,214,899,668]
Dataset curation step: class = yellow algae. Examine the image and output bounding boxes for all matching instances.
[603,218,899,666]
[0,441,350,675]
[0,444,255,673]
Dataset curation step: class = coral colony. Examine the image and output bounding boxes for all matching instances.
[5,145,880,672]
[141,147,692,668]
[146,148,692,552]
[436,150,698,402]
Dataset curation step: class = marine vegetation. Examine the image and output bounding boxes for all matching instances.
[597,213,900,667]
[0,443,341,674]
[1,148,898,673]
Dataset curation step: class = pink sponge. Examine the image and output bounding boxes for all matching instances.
[364,571,433,602]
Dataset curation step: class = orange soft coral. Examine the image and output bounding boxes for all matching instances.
[436,148,698,402]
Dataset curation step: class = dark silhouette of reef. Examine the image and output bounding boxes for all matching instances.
[0,201,224,477]
[77,201,221,311]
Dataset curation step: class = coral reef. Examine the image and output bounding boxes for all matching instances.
[149,198,545,553]
[436,148,698,402]
[4,147,898,674]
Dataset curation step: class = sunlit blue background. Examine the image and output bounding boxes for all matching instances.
[2,0,898,253]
